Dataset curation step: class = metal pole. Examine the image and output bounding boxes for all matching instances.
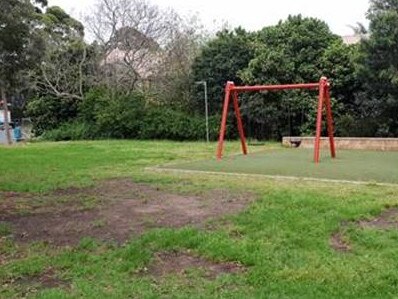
[196,81,210,143]
[314,77,326,163]
[203,81,209,143]
[324,84,336,158]
[216,82,233,159]
[1,88,12,145]
[232,91,248,155]
[231,83,319,92]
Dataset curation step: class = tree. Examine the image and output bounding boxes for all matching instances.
[86,0,179,91]
[320,41,360,137]
[243,16,338,83]
[240,15,356,139]
[0,0,46,90]
[0,0,46,143]
[31,6,87,101]
[26,7,93,134]
[356,0,398,136]
[151,14,205,111]
[191,28,255,115]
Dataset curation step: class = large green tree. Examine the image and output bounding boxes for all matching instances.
[0,0,46,90]
[356,0,398,136]
[26,7,92,134]
[191,28,255,115]
[240,15,357,139]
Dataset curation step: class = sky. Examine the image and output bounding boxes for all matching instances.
[48,0,370,37]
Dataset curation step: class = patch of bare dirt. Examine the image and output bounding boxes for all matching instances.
[0,190,94,217]
[0,192,34,217]
[0,179,253,246]
[146,251,245,279]
[330,208,398,252]
[3,268,69,292]
[330,232,351,252]
[358,208,398,229]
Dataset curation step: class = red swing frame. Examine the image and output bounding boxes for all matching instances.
[216,76,336,163]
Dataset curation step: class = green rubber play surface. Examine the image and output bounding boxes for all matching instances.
[163,148,398,184]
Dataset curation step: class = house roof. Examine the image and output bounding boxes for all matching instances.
[112,27,160,51]
[341,34,369,45]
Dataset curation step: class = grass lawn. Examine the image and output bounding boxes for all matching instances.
[1,140,398,298]
[163,147,398,184]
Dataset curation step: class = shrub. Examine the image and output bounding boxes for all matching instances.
[38,88,224,141]
[26,95,79,135]
[77,89,146,139]
[140,107,220,141]
[95,92,145,139]
[42,121,97,141]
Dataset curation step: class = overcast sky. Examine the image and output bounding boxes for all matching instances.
[48,0,370,36]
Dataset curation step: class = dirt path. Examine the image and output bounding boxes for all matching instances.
[0,179,253,246]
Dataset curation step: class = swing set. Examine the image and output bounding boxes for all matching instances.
[216,77,336,163]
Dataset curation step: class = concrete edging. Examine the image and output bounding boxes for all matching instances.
[282,137,398,151]
[146,166,398,188]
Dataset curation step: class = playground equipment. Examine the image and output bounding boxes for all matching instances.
[216,77,336,163]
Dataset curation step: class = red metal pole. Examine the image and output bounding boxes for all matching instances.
[232,91,248,155]
[324,84,336,158]
[231,83,319,92]
[314,77,326,163]
[217,79,332,161]
[216,82,233,159]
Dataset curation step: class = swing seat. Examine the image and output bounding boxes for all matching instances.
[289,137,302,148]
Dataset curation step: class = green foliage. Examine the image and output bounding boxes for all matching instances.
[63,89,146,139]
[2,0,397,140]
[33,5,88,102]
[356,0,398,136]
[0,4,92,140]
[41,121,96,141]
[240,15,356,139]
[191,16,359,140]
[242,15,339,85]
[368,0,398,15]
[140,107,219,141]
[192,28,255,114]
[0,0,45,89]
[335,111,382,138]
[42,89,219,141]
[93,91,146,139]
[29,15,361,141]
[26,95,79,135]
[42,6,84,38]
[1,2,89,128]
[321,42,359,105]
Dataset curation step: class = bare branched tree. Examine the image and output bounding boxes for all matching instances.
[33,43,87,100]
[30,6,88,101]
[86,0,180,90]
[152,14,206,109]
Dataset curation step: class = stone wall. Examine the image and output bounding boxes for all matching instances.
[282,137,398,151]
